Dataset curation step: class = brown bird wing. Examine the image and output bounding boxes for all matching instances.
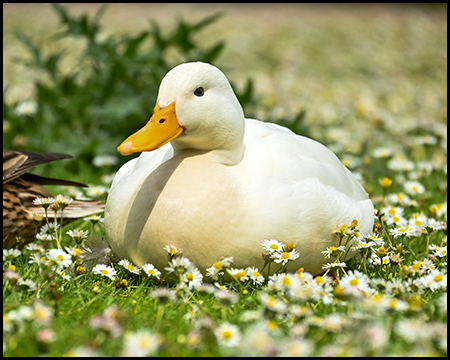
[3,149,104,248]
[3,149,83,185]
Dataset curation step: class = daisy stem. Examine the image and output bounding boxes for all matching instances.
[59,208,65,250]
[54,210,62,250]
[426,233,431,259]
[378,213,393,247]
[154,304,165,331]
[44,207,50,229]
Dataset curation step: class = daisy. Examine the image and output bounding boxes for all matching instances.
[261,239,285,253]
[268,273,301,293]
[357,239,376,250]
[386,297,408,311]
[51,194,73,211]
[66,229,89,244]
[382,206,404,217]
[122,330,160,357]
[55,268,71,281]
[47,249,72,269]
[385,278,410,295]
[148,287,177,304]
[384,214,408,226]
[163,244,182,257]
[389,226,415,238]
[215,289,239,306]
[92,155,119,168]
[214,282,229,292]
[417,270,447,291]
[279,339,312,357]
[271,249,300,266]
[83,215,104,224]
[379,177,392,188]
[17,278,37,292]
[25,243,44,253]
[64,246,83,258]
[386,192,412,206]
[429,203,447,217]
[214,323,241,348]
[387,157,414,172]
[414,135,438,146]
[15,100,38,116]
[246,267,265,285]
[372,147,393,158]
[4,270,21,285]
[320,313,347,332]
[403,181,425,196]
[32,197,54,209]
[432,246,447,258]
[206,256,234,279]
[195,284,217,296]
[258,292,286,314]
[118,259,140,275]
[165,257,192,275]
[142,264,161,279]
[322,261,347,271]
[181,266,203,289]
[395,318,430,343]
[339,270,371,293]
[39,222,60,237]
[3,248,21,261]
[36,233,53,241]
[92,264,117,280]
[33,300,53,326]
[422,218,447,232]
[358,233,385,247]
[227,268,249,283]
[321,245,346,259]
[408,214,428,235]
[341,155,361,169]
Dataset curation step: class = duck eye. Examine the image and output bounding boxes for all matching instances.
[194,87,204,97]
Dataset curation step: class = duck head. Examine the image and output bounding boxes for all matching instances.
[118,62,245,164]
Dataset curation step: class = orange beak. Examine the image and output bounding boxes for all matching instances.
[117,102,184,155]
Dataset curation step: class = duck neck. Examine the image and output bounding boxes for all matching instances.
[211,141,245,166]
[172,139,245,166]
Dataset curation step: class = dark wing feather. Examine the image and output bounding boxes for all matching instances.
[3,150,74,184]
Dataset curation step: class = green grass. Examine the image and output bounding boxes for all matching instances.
[3,4,447,357]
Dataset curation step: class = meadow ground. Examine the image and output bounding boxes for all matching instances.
[3,3,447,356]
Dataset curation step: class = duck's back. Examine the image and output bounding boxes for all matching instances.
[238,119,374,273]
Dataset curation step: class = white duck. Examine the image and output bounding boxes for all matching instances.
[105,62,374,276]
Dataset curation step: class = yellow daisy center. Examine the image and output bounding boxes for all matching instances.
[315,276,325,284]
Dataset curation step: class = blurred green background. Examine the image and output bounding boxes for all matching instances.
[3,4,447,193]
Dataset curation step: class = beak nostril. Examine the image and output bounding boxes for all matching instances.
[159,119,166,124]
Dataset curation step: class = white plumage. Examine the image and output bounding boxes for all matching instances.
[105,62,374,275]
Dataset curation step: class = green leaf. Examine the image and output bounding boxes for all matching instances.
[192,12,223,31]
[123,32,149,58]
[199,42,225,64]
